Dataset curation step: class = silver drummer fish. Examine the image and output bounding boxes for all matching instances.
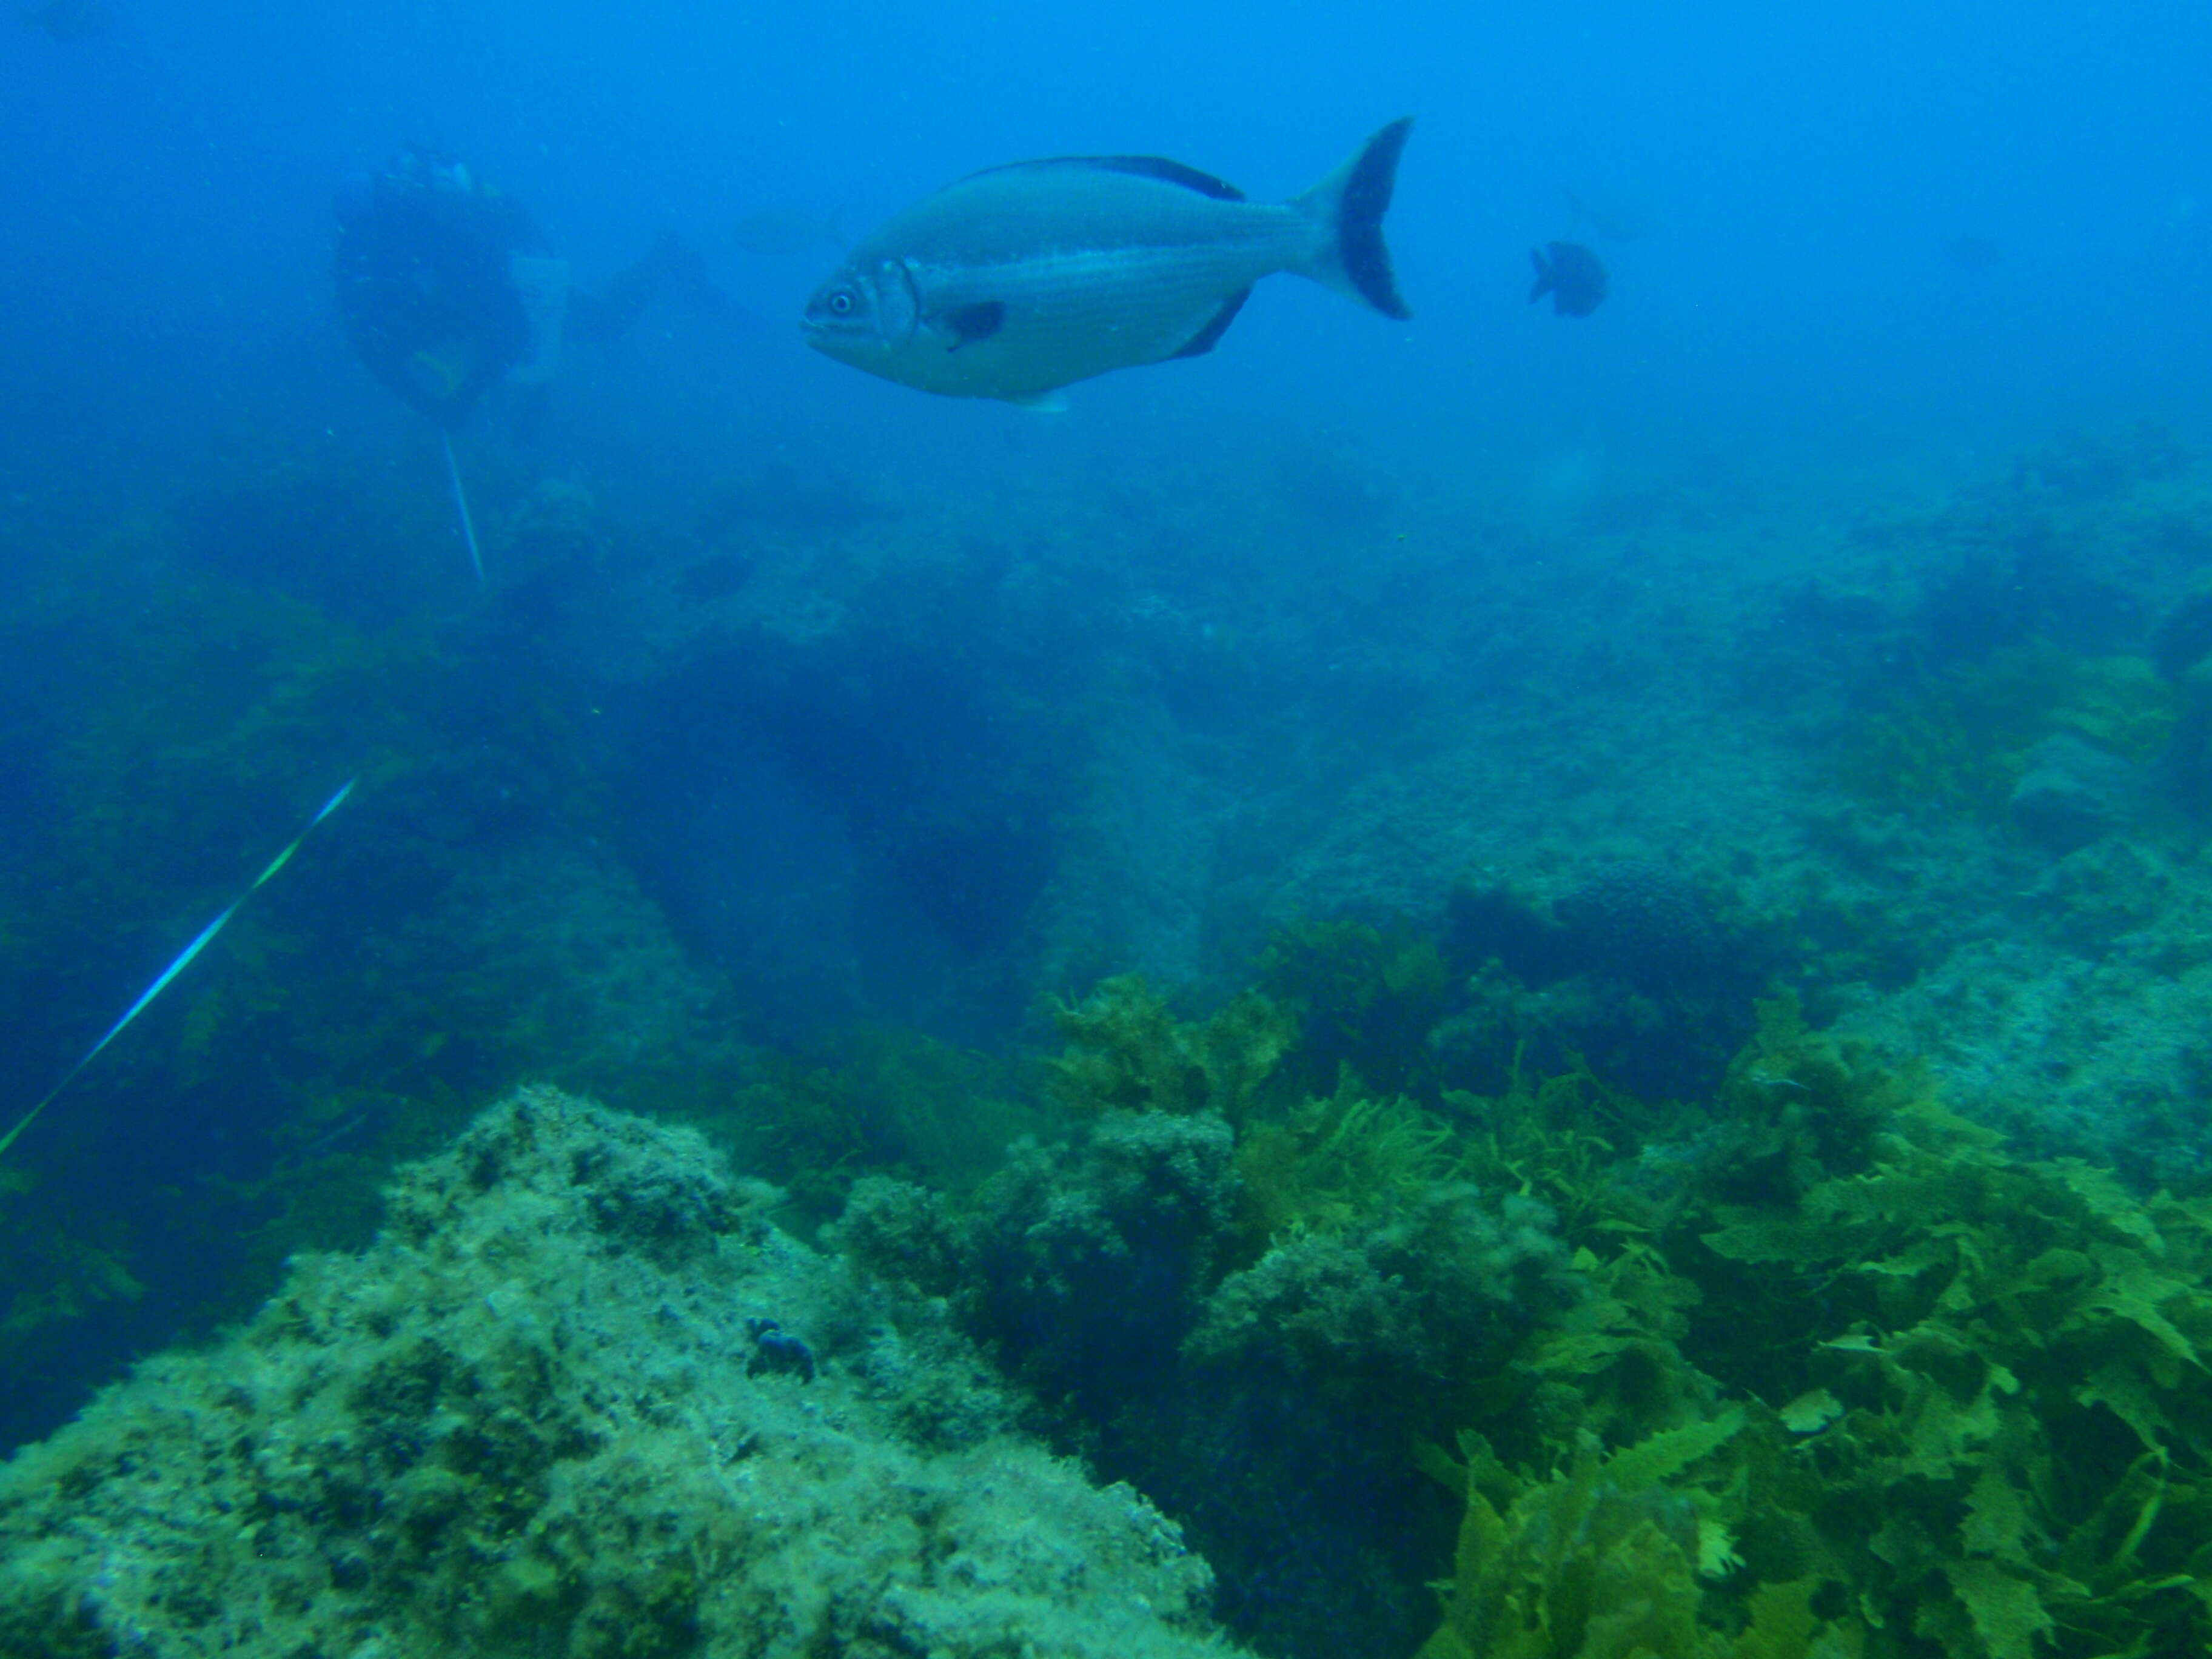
[802,118,1413,405]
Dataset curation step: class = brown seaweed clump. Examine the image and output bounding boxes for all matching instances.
[0,1087,1241,1659]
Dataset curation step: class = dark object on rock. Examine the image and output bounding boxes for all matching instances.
[1529,241,1606,317]
[746,1316,817,1382]
[2008,733,2148,854]
[1554,861,1722,993]
[2153,591,2212,682]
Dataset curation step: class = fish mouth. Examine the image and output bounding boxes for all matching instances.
[800,314,870,356]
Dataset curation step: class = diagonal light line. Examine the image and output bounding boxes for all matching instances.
[0,776,358,1162]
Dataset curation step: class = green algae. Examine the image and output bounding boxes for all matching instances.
[5,441,2210,1659]
[1044,971,1296,1123]
[1011,973,2212,1657]
[1410,1411,1853,1659]
[1418,1000,2212,1659]
[16,888,2212,1659]
[1257,917,1457,1099]
[1233,1068,1461,1245]
[1832,645,2176,819]
[0,1088,1242,1659]
[0,477,748,1444]
[706,1027,1033,1224]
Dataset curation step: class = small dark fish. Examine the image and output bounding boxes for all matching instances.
[1529,241,1606,318]
[18,0,107,38]
[1942,233,2002,270]
[732,206,847,258]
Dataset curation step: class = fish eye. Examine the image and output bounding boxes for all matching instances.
[828,289,856,317]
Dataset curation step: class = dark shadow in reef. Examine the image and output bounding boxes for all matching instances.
[1440,862,1788,1103]
[608,628,1074,1044]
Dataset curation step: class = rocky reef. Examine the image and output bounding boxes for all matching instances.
[0,1088,1238,1659]
[833,975,1582,1659]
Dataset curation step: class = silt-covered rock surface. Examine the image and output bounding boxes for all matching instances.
[0,1087,1237,1659]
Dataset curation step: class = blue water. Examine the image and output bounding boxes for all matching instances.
[4,4,2212,1647]
[8,1,2209,507]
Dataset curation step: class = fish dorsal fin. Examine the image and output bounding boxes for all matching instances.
[964,155,1246,202]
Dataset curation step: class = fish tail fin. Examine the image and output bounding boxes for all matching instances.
[1292,117,1413,320]
[1529,247,1554,303]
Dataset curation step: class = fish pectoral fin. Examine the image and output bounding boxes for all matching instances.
[1168,288,1252,360]
[935,300,1007,350]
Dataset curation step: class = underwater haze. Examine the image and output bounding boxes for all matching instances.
[7,4,2212,1657]
[7,0,2211,500]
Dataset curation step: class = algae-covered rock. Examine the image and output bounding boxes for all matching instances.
[2006,732,2148,853]
[0,1087,1239,1659]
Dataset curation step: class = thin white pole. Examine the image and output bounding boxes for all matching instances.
[0,777,359,1161]
[441,428,484,584]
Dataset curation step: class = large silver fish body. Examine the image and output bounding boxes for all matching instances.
[802,118,1412,404]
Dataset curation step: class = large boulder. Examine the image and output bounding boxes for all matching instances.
[0,1088,1239,1659]
[2008,732,2148,853]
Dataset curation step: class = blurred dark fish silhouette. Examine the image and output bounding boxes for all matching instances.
[732,206,846,257]
[1529,241,1606,317]
[1942,233,2003,270]
[1563,183,1662,242]
[803,118,1413,404]
[17,0,107,38]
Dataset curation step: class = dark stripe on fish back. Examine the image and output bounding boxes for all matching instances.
[962,154,1247,201]
[1339,118,1412,320]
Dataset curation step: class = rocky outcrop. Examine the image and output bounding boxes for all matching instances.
[0,1088,1239,1659]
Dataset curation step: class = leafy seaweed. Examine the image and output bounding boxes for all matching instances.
[1831,646,2176,819]
[1044,973,1294,1124]
[1423,996,2212,1659]
[1258,917,1458,1099]
[1417,1410,1866,1659]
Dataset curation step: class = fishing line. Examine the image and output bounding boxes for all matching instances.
[0,776,360,1162]
[441,429,484,584]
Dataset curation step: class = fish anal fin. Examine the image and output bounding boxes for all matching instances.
[1170,287,1252,359]
[1003,389,1070,413]
[938,300,1007,349]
